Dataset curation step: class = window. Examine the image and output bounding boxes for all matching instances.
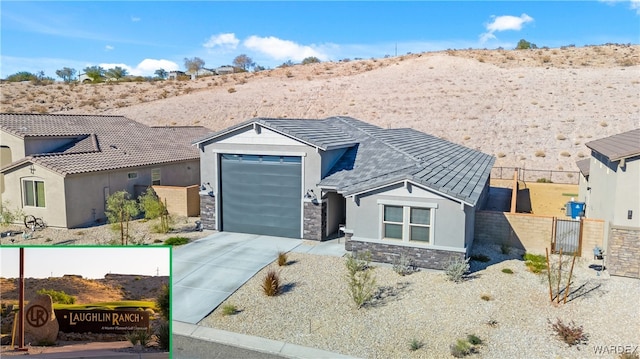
[23,180,45,207]
[381,204,433,243]
[127,172,138,179]
[151,169,161,185]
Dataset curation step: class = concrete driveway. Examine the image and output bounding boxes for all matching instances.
[173,232,345,324]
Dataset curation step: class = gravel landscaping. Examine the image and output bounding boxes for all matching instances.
[200,243,639,358]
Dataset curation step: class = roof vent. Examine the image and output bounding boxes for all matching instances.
[110,145,117,149]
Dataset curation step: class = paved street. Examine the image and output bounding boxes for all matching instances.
[173,335,285,359]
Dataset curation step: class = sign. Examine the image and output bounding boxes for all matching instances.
[26,305,49,327]
[55,309,149,333]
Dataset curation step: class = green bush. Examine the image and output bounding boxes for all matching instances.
[1,200,24,226]
[156,321,170,350]
[164,237,189,246]
[392,254,416,276]
[524,253,547,274]
[409,338,424,351]
[501,268,514,274]
[138,188,164,220]
[450,338,472,357]
[470,254,490,262]
[156,285,170,320]
[345,252,376,308]
[221,304,238,316]
[37,289,76,304]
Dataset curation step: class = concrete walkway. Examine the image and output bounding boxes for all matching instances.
[173,232,347,324]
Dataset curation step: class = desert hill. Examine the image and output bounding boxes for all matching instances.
[1,44,638,173]
[0,274,168,304]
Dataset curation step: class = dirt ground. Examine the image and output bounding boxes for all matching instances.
[490,179,579,217]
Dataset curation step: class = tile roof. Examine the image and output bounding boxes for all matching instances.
[585,128,640,161]
[1,114,213,176]
[193,117,357,151]
[319,117,495,205]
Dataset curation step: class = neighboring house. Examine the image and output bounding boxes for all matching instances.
[577,128,640,278]
[215,66,235,75]
[193,116,495,269]
[186,68,216,79]
[167,71,186,80]
[578,128,640,227]
[0,114,212,228]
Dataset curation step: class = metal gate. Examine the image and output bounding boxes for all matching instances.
[552,218,583,255]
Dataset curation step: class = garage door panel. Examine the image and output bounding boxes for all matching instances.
[220,154,302,238]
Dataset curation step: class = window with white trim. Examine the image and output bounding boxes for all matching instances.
[23,180,46,207]
[381,204,433,243]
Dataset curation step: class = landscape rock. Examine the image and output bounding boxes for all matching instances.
[23,294,59,345]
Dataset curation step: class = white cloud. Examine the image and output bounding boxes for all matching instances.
[480,14,534,43]
[99,59,179,76]
[105,45,114,51]
[243,35,328,61]
[131,16,141,22]
[203,33,239,51]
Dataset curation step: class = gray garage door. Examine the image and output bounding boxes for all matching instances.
[220,154,302,238]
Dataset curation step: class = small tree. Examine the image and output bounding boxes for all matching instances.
[301,56,321,65]
[156,284,170,320]
[154,68,167,79]
[345,251,376,308]
[55,67,77,83]
[138,188,164,219]
[83,66,105,82]
[184,57,205,75]
[516,39,537,50]
[232,54,255,72]
[105,191,139,245]
[106,66,128,81]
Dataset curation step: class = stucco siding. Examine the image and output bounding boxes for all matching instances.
[320,148,348,178]
[326,191,346,236]
[2,163,67,227]
[613,156,639,227]
[346,182,467,249]
[0,130,26,163]
[585,155,616,223]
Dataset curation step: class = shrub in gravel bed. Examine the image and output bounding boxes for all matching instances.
[277,251,288,266]
[345,252,376,308]
[450,338,472,357]
[444,257,470,282]
[221,303,238,316]
[409,338,424,351]
[164,236,189,246]
[392,254,417,276]
[524,253,547,274]
[501,268,514,274]
[549,318,588,346]
[261,269,281,296]
[480,294,492,301]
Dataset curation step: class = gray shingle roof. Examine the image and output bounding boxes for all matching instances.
[585,128,640,161]
[193,117,357,151]
[319,117,495,205]
[1,114,213,175]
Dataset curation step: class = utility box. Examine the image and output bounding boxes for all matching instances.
[566,201,585,219]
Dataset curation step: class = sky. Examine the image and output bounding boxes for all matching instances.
[0,1,638,79]
[0,247,170,279]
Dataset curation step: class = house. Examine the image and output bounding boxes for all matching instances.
[77,73,107,83]
[215,66,235,75]
[193,116,495,269]
[186,68,216,79]
[0,114,212,228]
[577,128,640,278]
[167,71,186,80]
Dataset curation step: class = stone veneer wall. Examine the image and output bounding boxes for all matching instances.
[345,238,464,270]
[303,200,326,241]
[606,226,640,278]
[199,194,216,230]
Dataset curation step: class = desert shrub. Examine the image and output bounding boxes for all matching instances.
[1,200,24,226]
[392,254,416,276]
[138,188,164,220]
[556,134,566,140]
[467,334,483,345]
[37,289,76,304]
[444,257,470,283]
[470,254,491,262]
[156,321,170,350]
[126,331,139,345]
[524,253,547,274]
[502,268,514,274]
[486,319,499,327]
[560,151,571,157]
[536,178,553,183]
[277,252,288,266]
[137,330,152,346]
[534,150,546,158]
[156,284,170,320]
[409,338,424,351]
[500,243,510,255]
[480,294,492,301]
[345,252,376,308]
[227,87,236,93]
[261,269,280,296]
[599,121,608,127]
[164,237,189,246]
[221,303,238,316]
[549,318,588,346]
[450,338,472,357]
[619,352,640,359]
